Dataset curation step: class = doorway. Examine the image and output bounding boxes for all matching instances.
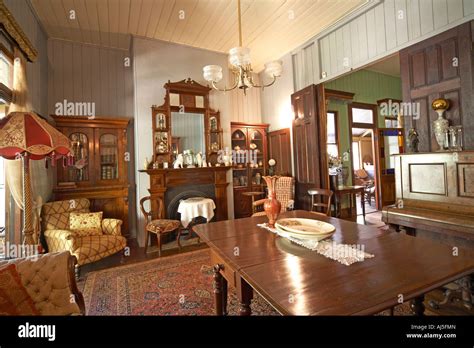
[348,103,378,216]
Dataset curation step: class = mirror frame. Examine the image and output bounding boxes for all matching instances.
[151,78,222,167]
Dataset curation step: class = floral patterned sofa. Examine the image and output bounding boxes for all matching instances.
[41,199,126,276]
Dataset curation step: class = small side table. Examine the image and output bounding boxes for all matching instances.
[242,191,265,215]
[178,197,216,242]
[333,185,366,223]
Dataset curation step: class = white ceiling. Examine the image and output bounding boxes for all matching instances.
[30,0,366,72]
[365,54,400,77]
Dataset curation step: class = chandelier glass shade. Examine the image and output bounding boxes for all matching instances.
[202,0,282,94]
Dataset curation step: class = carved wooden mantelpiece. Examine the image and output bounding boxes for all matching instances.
[139,166,231,221]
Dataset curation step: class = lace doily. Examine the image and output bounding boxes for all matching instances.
[258,223,374,266]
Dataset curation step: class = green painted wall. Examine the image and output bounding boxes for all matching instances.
[324,69,402,185]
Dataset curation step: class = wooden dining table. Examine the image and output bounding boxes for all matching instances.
[192,210,474,316]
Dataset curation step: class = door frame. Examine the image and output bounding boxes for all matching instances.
[347,102,380,211]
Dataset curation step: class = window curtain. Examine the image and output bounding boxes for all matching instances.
[5,47,53,244]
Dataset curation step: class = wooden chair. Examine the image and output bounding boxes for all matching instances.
[307,188,333,216]
[140,196,182,256]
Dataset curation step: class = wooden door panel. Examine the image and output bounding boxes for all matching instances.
[440,38,458,80]
[268,128,291,176]
[400,22,473,152]
[291,84,328,211]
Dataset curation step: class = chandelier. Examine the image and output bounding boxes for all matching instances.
[203,0,282,95]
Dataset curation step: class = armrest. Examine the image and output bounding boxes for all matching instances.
[252,199,266,208]
[43,229,77,252]
[102,218,123,236]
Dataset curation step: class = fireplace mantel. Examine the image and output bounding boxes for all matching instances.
[139,166,231,220]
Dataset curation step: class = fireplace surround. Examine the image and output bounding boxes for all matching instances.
[139,166,230,221]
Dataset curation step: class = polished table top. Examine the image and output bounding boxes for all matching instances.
[193,210,474,315]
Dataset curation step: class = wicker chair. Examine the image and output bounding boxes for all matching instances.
[251,177,295,216]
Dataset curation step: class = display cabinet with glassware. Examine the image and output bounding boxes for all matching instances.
[52,116,131,236]
[231,122,269,218]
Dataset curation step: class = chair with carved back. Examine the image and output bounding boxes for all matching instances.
[307,188,333,216]
[140,196,182,256]
[251,177,295,216]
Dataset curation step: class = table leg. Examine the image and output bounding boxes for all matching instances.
[222,277,228,315]
[361,190,366,224]
[236,275,253,316]
[213,264,224,316]
[410,295,425,316]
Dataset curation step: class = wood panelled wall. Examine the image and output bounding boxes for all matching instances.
[400,22,474,151]
[4,0,48,116]
[47,39,134,117]
[291,0,474,91]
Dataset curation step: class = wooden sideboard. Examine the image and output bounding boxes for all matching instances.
[382,151,474,248]
[138,166,231,220]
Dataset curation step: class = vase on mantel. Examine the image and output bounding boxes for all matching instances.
[263,176,281,228]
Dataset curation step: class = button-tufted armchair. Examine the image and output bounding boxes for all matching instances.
[0,251,85,315]
[41,199,127,276]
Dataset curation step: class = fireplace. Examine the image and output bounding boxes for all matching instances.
[165,184,215,220]
[138,166,231,221]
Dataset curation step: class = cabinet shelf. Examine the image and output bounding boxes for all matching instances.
[231,122,269,219]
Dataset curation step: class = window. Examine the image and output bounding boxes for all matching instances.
[0,43,12,257]
[0,101,9,257]
[327,111,338,157]
[351,107,374,124]
[0,52,12,89]
[352,141,361,170]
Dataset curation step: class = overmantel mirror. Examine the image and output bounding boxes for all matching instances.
[151,78,223,169]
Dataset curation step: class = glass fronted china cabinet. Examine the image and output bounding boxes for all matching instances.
[53,116,131,236]
[231,122,269,218]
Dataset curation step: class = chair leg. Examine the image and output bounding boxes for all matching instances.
[176,228,182,250]
[157,234,162,257]
[144,231,149,254]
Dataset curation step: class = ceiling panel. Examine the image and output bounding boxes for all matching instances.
[31,0,367,71]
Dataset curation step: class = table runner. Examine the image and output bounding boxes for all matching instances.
[257,223,374,266]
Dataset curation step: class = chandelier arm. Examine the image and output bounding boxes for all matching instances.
[211,78,239,92]
[250,75,278,89]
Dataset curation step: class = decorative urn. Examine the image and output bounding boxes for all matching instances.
[263,176,281,228]
[431,98,450,151]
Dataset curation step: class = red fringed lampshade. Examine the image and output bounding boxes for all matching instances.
[0,111,72,161]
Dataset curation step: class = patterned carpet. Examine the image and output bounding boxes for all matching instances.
[79,248,418,316]
[79,249,277,315]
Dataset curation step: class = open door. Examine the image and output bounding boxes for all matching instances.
[291,84,329,210]
[376,128,404,208]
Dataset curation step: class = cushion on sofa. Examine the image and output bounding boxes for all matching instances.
[69,212,103,231]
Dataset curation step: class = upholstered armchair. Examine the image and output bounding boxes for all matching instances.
[0,251,85,315]
[252,176,295,216]
[41,199,126,275]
